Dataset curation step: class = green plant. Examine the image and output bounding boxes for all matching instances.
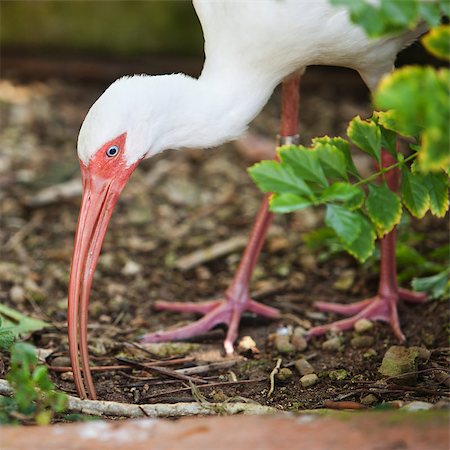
[0,343,67,425]
[249,2,449,290]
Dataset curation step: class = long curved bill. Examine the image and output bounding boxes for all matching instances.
[68,164,131,399]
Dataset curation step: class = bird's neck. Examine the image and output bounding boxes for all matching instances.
[152,66,278,153]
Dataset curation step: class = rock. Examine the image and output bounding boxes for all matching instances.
[60,371,74,381]
[291,328,308,352]
[401,401,433,412]
[410,346,431,362]
[51,356,72,367]
[237,336,259,355]
[299,254,317,272]
[9,285,25,303]
[276,368,293,382]
[363,349,377,359]
[354,319,373,334]
[361,394,378,406]
[300,374,319,387]
[333,269,355,291]
[294,358,315,376]
[322,337,343,352]
[328,369,348,381]
[121,260,142,276]
[275,335,296,354]
[379,346,420,384]
[351,335,374,349]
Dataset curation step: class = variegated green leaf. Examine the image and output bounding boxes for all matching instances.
[345,212,377,263]
[325,204,361,245]
[269,193,313,214]
[248,161,314,197]
[366,183,402,236]
[278,145,328,187]
[320,182,364,210]
[423,172,449,217]
[401,168,429,218]
[347,116,381,163]
[422,25,450,61]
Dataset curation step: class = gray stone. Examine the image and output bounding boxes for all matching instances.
[351,335,375,349]
[361,394,378,406]
[322,337,343,352]
[300,374,319,387]
[294,358,315,376]
[379,346,420,384]
[354,319,373,333]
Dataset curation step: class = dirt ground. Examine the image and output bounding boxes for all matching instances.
[0,55,448,413]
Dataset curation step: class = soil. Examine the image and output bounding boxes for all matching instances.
[0,55,448,414]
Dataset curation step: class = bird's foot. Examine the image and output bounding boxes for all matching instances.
[308,288,426,341]
[140,296,280,355]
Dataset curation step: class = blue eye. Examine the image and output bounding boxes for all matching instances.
[106,145,119,157]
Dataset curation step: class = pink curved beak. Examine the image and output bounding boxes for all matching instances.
[68,161,135,399]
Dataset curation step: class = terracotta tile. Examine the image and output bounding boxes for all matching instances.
[1,412,448,450]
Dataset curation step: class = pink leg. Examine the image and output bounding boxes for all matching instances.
[141,74,302,354]
[308,148,427,341]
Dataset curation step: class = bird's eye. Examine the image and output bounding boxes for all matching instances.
[106,145,119,157]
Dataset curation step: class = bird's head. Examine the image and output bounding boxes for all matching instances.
[68,76,161,399]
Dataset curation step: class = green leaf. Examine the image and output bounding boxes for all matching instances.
[401,168,429,218]
[319,182,365,209]
[325,204,361,245]
[278,145,328,187]
[412,269,449,300]
[366,183,402,236]
[375,66,450,171]
[347,116,381,163]
[269,193,313,214]
[422,25,450,61]
[315,142,348,180]
[313,136,359,178]
[380,0,418,27]
[345,213,377,262]
[423,172,449,217]
[0,304,48,338]
[248,161,314,197]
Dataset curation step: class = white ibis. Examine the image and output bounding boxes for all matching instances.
[68,0,425,399]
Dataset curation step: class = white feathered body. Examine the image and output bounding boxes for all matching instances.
[78,0,424,165]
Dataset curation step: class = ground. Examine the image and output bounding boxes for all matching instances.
[0,55,448,414]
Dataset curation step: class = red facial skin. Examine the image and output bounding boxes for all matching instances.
[68,133,140,399]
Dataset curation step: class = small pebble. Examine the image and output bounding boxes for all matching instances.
[333,269,355,291]
[60,371,74,381]
[275,335,296,354]
[121,260,142,276]
[401,401,433,412]
[351,335,374,349]
[328,369,348,381]
[300,373,319,387]
[237,336,259,355]
[363,348,377,358]
[51,356,72,367]
[361,394,378,406]
[9,285,25,303]
[354,318,373,333]
[322,336,343,352]
[294,358,315,376]
[276,367,293,382]
[292,328,308,352]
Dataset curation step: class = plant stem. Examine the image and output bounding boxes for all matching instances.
[354,153,417,187]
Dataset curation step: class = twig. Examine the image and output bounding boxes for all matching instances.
[175,236,248,271]
[267,358,282,398]
[141,378,266,401]
[323,400,367,410]
[48,356,195,373]
[25,178,82,208]
[115,357,208,384]
[0,379,276,418]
